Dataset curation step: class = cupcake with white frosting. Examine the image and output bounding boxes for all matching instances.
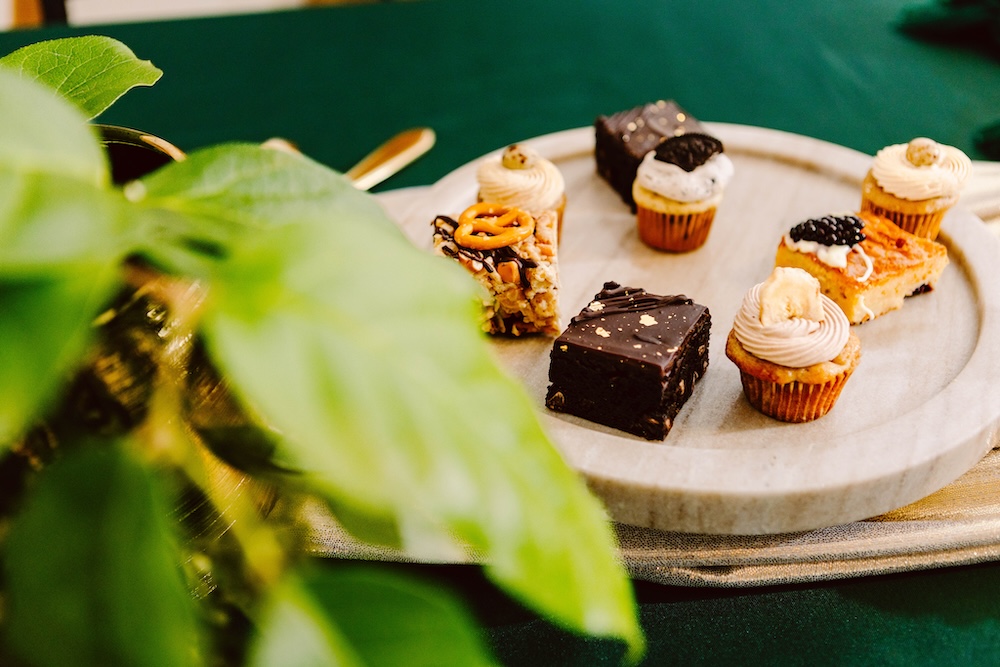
[860,137,972,240]
[631,132,734,252]
[477,144,566,238]
[725,267,861,422]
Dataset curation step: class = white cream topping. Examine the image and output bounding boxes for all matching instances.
[477,144,565,214]
[782,236,874,282]
[871,138,972,201]
[635,150,734,202]
[733,278,850,368]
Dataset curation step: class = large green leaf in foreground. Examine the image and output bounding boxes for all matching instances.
[3,443,200,667]
[0,35,162,121]
[133,146,644,659]
[0,66,106,187]
[0,70,126,445]
[250,565,496,667]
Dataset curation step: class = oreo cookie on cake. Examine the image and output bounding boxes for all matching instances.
[630,133,734,252]
[595,100,706,210]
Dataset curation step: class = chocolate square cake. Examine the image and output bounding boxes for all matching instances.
[545,282,710,440]
[595,100,706,210]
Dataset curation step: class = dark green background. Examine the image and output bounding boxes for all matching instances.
[1,0,997,191]
[2,1,1000,664]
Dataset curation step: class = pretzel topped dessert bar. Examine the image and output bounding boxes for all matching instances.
[432,202,560,336]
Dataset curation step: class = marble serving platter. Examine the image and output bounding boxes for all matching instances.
[400,124,1000,535]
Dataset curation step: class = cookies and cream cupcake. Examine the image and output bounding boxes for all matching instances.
[477,144,566,238]
[860,137,972,240]
[725,267,861,422]
[631,133,734,252]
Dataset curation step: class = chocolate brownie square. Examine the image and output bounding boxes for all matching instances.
[545,282,710,440]
[595,100,706,210]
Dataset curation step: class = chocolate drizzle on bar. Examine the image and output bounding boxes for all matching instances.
[573,282,692,323]
[432,215,536,285]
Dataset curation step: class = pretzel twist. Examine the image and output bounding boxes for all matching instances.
[454,203,535,249]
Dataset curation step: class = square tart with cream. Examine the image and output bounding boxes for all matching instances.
[774,212,948,324]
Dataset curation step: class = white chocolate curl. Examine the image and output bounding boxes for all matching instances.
[872,138,971,201]
[734,268,850,368]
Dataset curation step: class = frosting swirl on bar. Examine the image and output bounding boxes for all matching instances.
[733,282,849,368]
[635,150,734,202]
[871,138,971,201]
[477,144,565,214]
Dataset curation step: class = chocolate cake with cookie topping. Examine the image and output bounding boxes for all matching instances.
[545,282,710,440]
[595,100,706,210]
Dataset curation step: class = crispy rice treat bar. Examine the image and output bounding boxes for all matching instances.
[432,203,560,336]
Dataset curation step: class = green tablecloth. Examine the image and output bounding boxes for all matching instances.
[2,1,1000,664]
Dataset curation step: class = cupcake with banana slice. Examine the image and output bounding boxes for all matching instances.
[860,137,972,240]
[477,144,566,239]
[725,266,861,422]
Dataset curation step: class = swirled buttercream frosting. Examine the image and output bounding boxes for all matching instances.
[871,138,971,201]
[733,276,850,368]
[477,144,565,214]
[635,150,734,202]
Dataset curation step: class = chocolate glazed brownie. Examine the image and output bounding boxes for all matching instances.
[594,100,705,210]
[545,282,711,440]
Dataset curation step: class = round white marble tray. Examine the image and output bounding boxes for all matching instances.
[402,124,1000,535]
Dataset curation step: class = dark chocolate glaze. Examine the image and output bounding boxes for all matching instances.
[546,281,711,440]
[571,281,692,323]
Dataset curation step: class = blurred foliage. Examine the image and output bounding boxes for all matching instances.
[0,36,643,666]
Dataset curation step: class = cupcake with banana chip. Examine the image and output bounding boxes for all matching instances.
[860,137,971,240]
[726,267,861,423]
[632,133,734,252]
[477,144,566,238]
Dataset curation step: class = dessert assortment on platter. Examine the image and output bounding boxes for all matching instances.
[403,101,1000,535]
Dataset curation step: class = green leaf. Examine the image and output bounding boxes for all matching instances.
[246,574,363,667]
[0,170,129,272]
[127,143,386,278]
[290,565,496,667]
[0,35,162,121]
[3,442,202,667]
[0,269,120,445]
[0,67,107,187]
[135,145,644,659]
[0,71,129,445]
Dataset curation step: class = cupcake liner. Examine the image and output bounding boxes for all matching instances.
[636,205,716,252]
[860,198,946,240]
[737,369,853,423]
